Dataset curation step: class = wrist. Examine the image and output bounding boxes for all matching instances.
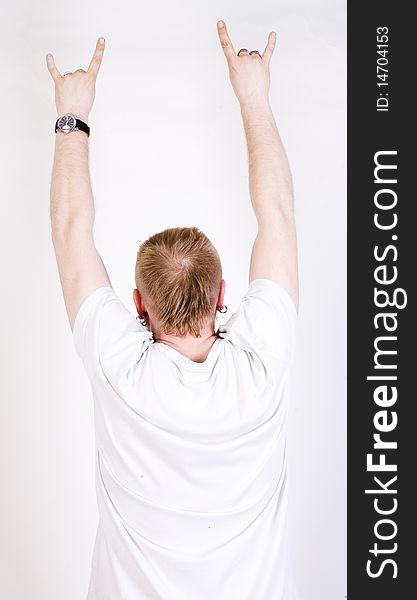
[239,97,271,115]
[57,111,89,123]
[55,129,89,140]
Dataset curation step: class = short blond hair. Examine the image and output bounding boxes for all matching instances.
[135,227,222,337]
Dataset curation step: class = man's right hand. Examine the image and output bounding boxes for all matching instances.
[216,20,276,108]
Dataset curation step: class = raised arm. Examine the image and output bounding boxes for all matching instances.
[46,38,111,331]
[217,21,299,312]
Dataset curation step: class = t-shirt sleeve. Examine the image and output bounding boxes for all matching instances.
[72,286,154,381]
[217,278,298,366]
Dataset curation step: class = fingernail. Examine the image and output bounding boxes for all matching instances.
[218,21,224,28]
[99,37,105,44]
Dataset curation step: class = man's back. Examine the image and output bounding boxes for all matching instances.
[73,277,297,599]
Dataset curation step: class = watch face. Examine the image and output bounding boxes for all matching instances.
[57,114,76,133]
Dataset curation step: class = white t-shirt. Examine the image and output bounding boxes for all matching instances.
[73,277,298,600]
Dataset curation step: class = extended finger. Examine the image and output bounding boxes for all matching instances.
[217,21,236,63]
[88,37,105,77]
[46,53,61,81]
[262,31,277,63]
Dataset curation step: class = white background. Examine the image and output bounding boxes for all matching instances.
[0,0,346,598]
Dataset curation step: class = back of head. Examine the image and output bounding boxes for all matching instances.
[135,227,222,338]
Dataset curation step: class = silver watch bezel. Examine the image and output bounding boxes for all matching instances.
[57,113,77,133]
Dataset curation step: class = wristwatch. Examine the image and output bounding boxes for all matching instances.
[55,113,90,137]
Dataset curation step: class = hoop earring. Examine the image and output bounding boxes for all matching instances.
[136,314,147,327]
[217,305,228,314]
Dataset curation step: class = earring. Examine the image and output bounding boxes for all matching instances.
[217,305,228,314]
[136,314,147,327]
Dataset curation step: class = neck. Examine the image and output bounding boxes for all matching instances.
[154,328,217,346]
[153,323,218,356]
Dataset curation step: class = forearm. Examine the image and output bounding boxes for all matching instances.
[50,130,94,242]
[240,100,294,226]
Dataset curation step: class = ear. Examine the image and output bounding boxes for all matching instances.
[133,288,145,315]
[216,279,226,309]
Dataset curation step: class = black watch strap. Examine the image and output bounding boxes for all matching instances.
[55,114,90,137]
[74,118,90,136]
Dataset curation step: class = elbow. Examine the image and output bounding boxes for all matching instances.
[51,220,94,247]
[255,200,295,229]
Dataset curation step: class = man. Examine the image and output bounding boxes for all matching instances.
[47,20,299,600]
